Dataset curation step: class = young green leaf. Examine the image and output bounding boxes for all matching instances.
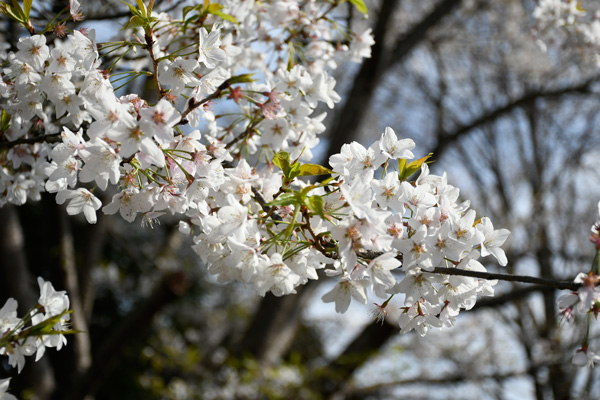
[398,153,433,181]
[296,164,333,177]
[307,195,326,219]
[203,3,238,23]
[135,0,147,17]
[22,0,31,17]
[228,74,255,84]
[288,162,302,179]
[120,0,143,17]
[348,0,368,15]
[182,4,201,20]
[273,151,292,178]
[122,15,147,31]
[1,1,25,22]
[1,109,11,133]
[206,3,223,12]
[209,9,238,23]
[264,192,297,207]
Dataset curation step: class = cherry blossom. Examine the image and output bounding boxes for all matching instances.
[0,1,519,380]
[0,278,71,378]
[198,26,227,70]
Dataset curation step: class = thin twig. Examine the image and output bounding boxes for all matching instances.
[180,80,231,122]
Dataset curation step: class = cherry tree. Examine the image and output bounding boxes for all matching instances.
[0,0,598,398]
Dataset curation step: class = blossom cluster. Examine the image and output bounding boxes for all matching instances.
[190,124,511,338]
[0,0,511,350]
[533,0,600,368]
[0,0,373,219]
[321,128,510,335]
[533,0,600,66]
[0,278,71,396]
[556,204,600,367]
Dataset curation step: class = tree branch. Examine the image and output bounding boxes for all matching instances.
[428,267,581,291]
[180,79,231,123]
[0,133,61,149]
[58,208,92,376]
[308,320,398,397]
[347,368,537,397]
[69,271,187,400]
[354,249,582,291]
[325,0,400,160]
[388,0,462,71]
[429,79,595,157]
[326,0,463,160]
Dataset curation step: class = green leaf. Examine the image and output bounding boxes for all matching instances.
[182,4,201,20]
[273,151,292,178]
[296,163,333,177]
[28,310,74,336]
[209,9,238,24]
[319,176,335,187]
[348,0,368,15]
[288,162,302,179]
[206,3,223,12]
[0,1,24,21]
[120,0,142,17]
[227,74,255,85]
[121,15,147,30]
[264,192,297,207]
[1,109,11,132]
[135,0,147,17]
[273,152,332,183]
[306,195,326,219]
[182,13,199,33]
[10,0,20,12]
[398,153,433,181]
[22,0,31,17]
[204,3,238,23]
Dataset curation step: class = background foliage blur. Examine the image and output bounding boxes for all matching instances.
[2,0,600,399]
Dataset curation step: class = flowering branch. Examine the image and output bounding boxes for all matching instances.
[144,31,164,99]
[334,247,580,290]
[179,79,230,122]
[2,3,600,394]
[429,267,581,291]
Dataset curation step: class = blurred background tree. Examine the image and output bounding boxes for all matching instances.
[2,0,600,399]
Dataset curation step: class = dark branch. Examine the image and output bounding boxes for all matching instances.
[429,267,581,291]
[388,0,462,70]
[326,0,463,161]
[71,271,187,400]
[354,249,582,291]
[325,0,400,160]
[0,133,62,149]
[429,79,595,157]
[180,79,230,122]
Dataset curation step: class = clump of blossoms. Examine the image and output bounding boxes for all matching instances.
[533,0,600,66]
[0,278,71,396]
[321,128,510,335]
[532,1,600,368]
[556,203,600,367]
[0,0,513,382]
